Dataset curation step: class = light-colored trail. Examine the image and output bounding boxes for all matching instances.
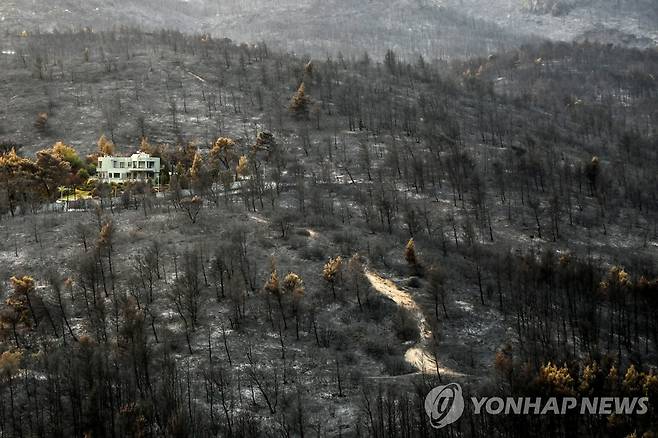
[186,70,207,83]
[365,271,466,379]
[243,212,465,378]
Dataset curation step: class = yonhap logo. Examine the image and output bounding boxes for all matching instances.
[424,383,465,429]
[424,382,649,428]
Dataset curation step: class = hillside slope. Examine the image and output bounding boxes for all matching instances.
[0,29,656,437]
[435,0,658,47]
[2,0,655,61]
[0,0,531,59]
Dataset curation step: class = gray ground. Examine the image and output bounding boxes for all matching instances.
[1,0,655,62]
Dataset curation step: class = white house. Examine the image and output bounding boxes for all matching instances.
[97,152,161,185]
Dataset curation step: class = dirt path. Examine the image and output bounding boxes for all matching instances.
[248,214,268,224]
[365,271,466,379]
[242,216,468,378]
[186,70,207,83]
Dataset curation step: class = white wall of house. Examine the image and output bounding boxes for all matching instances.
[97,152,161,185]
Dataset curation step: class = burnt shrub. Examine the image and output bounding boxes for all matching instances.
[393,308,419,342]
[382,354,415,376]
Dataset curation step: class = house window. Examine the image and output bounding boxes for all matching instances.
[147,161,154,169]
[114,173,121,178]
[139,161,145,169]
[128,162,132,168]
[119,162,125,168]
[112,160,117,168]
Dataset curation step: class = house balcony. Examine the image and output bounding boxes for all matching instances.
[126,170,160,184]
